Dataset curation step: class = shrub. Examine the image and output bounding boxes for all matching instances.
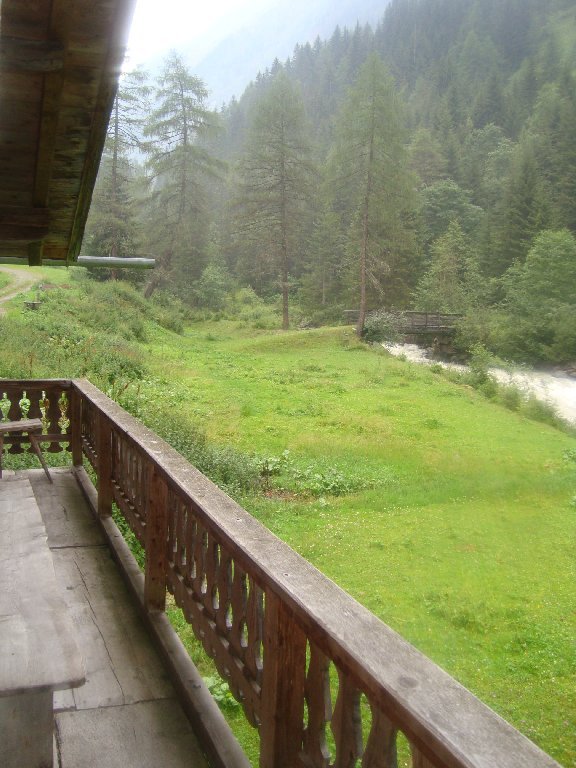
[465,343,494,387]
[225,288,280,329]
[256,450,374,497]
[498,384,523,412]
[520,395,562,429]
[362,309,404,343]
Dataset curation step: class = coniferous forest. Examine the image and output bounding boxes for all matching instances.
[83,0,576,365]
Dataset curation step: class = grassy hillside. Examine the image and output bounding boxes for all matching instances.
[0,272,574,764]
[143,321,574,764]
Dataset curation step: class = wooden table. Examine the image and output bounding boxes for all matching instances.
[0,480,85,767]
[0,418,52,482]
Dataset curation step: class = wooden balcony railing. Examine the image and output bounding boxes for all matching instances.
[0,379,561,768]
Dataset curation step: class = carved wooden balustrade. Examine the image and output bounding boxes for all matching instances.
[0,380,71,455]
[1,379,561,768]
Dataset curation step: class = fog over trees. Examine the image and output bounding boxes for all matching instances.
[83,0,576,363]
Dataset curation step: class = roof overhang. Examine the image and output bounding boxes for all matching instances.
[0,0,137,266]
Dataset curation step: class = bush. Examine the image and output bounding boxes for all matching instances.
[362,309,404,343]
[465,343,494,387]
[498,384,523,412]
[193,264,234,311]
[256,450,374,497]
[225,288,280,329]
[521,395,562,429]
[138,403,260,496]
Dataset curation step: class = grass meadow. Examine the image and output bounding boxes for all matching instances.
[0,271,574,765]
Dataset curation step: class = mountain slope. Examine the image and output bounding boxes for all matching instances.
[192,0,389,105]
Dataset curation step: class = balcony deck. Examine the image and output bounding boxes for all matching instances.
[1,468,210,768]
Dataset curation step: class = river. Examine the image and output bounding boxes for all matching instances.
[384,343,576,425]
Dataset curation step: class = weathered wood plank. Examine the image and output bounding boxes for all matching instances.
[29,470,104,548]
[52,547,173,710]
[259,594,307,768]
[0,38,65,72]
[56,699,210,768]
[332,673,363,768]
[0,206,50,240]
[0,479,84,696]
[362,707,398,768]
[0,690,53,768]
[24,469,229,764]
[97,413,112,517]
[144,467,169,611]
[0,0,138,263]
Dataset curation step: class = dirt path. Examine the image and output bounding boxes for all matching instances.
[0,266,39,316]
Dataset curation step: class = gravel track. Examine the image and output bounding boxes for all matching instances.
[0,267,39,316]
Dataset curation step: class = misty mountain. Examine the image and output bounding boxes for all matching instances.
[190,0,389,106]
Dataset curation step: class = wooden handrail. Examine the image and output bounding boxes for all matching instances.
[12,377,559,768]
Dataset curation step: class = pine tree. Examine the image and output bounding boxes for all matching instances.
[331,53,417,335]
[235,72,316,329]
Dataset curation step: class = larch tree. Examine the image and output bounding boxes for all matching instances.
[235,72,315,330]
[331,53,417,336]
[143,52,221,298]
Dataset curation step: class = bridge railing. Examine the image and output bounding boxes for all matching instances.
[3,378,560,768]
[401,311,462,331]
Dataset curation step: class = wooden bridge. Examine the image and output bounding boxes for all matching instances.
[345,310,461,349]
[400,311,462,334]
[0,379,562,768]
[401,311,462,353]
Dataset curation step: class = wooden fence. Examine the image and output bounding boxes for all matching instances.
[0,379,561,768]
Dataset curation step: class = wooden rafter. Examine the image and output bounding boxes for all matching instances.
[0,38,65,72]
[0,206,50,241]
[0,0,138,265]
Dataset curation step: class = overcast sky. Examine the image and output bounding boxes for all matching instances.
[126,0,274,68]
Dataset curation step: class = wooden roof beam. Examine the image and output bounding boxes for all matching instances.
[0,207,50,241]
[0,38,65,73]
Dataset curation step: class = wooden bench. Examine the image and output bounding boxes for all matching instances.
[0,480,85,767]
[0,418,52,482]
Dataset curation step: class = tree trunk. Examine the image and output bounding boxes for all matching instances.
[356,206,369,337]
[355,90,376,338]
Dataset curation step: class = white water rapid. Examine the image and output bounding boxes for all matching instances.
[385,343,576,425]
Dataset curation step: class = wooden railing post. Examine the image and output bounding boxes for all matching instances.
[259,593,307,768]
[96,413,112,518]
[411,747,437,768]
[70,387,82,467]
[144,465,168,611]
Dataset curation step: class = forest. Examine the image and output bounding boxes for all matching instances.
[83,0,576,364]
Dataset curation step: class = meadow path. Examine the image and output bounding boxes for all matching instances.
[0,266,39,316]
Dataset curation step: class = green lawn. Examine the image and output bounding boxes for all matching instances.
[144,322,575,765]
